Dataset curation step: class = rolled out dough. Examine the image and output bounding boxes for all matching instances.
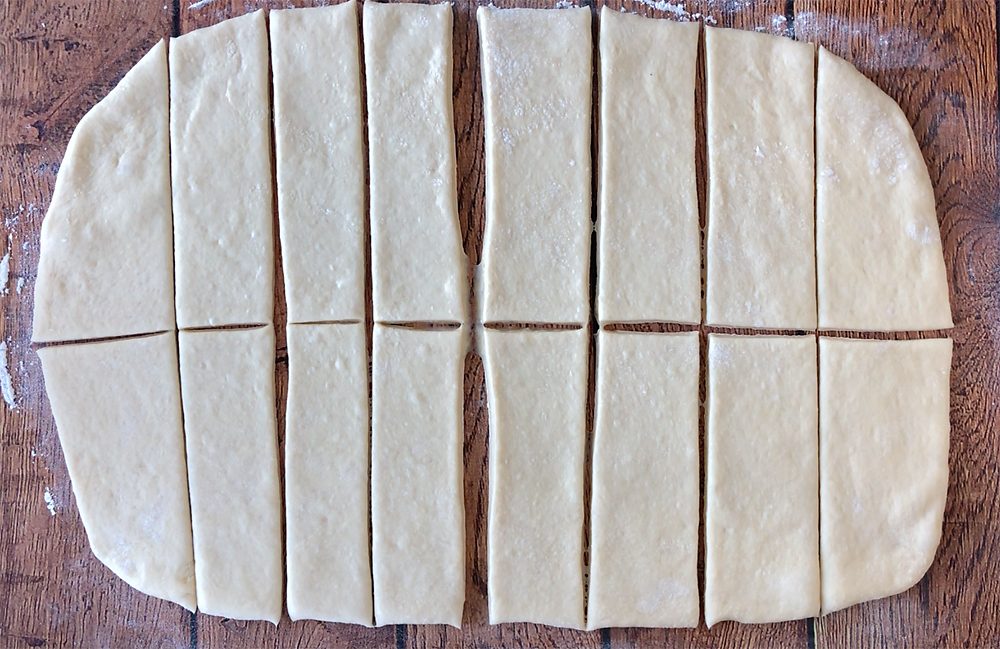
[33,41,174,342]
[588,331,699,629]
[37,333,196,611]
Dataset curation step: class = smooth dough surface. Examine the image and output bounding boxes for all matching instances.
[816,48,952,331]
[705,27,816,329]
[597,9,700,325]
[819,337,951,614]
[271,3,366,323]
[170,11,274,328]
[179,326,282,623]
[705,334,820,625]
[285,323,372,624]
[371,325,466,626]
[364,2,467,323]
[37,333,195,610]
[588,331,699,629]
[483,328,587,629]
[33,41,174,342]
[478,7,592,324]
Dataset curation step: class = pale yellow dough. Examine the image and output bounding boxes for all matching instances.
[170,11,274,328]
[179,326,282,623]
[37,333,195,611]
[33,41,174,342]
[588,331,699,629]
[819,338,951,614]
[371,325,466,626]
[478,7,592,325]
[705,334,820,625]
[364,2,467,323]
[483,328,588,629]
[271,3,366,323]
[705,27,816,329]
[816,48,953,331]
[597,9,700,325]
[285,323,372,624]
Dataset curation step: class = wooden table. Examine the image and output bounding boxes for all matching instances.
[1,1,997,647]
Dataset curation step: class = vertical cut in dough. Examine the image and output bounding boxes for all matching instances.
[478,7,592,324]
[271,3,366,323]
[819,337,951,614]
[170,11,274,328]
[596,9,700,325]
[37,333,195,610]
[33,41,174,342]
[285,323,372,624]
[179,326,282,623]
[816,48,952,331]
[371,325,466,626]
[588,331,699,629]
[364,2,467,324]
[705,334,820,625]
[705,28,816,329]
[482,328,588,628]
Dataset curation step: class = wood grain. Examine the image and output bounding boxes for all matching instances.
[1,1,998,648]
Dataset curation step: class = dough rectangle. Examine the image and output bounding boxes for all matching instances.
[271,3,366,324]
[588,330,699,629]
[477,7,592,325]
[170,10,274,328]
[483,327,588,628]
[705,334,820,625]
[178,325,282,623]
[364,2,467,324]
[371,324,466,626]
[285,323,372,624]
[597,9,700,325]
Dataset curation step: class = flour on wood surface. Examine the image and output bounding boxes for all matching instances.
[0,341,16,410]
[0,252,9,294]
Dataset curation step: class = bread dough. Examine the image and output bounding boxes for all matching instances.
[37,333,195,610]
[596,9,700,325]
[819,337,951,614]
[588,331,699,629]
[816,48,952,331]
[271,3,365,323]
[705,27,816,329]
[32,41,174,342]
[364,2,467,324]
[170,10,274,328]
[477,7,592,324]
[370,325,466,626]
[285,323,372,624]
[178,326,282,623]
[482,327,587,628]
[705,334,820,625]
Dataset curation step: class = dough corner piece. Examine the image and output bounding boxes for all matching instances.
[819,337,951,615]
[816,46,952,331]
[33,39,174,343]
[37,332,196,611]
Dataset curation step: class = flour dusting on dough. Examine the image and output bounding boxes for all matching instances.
[0,341,16,410]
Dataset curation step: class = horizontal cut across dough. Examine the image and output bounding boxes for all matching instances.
[33,40,174,342]
[285,323,372,624]
[371,325,466,626]
[170,10,274,328]
[588,330,699,629]
[478,6,592,325]
[271,2,366,323]
[597,8,700,325]
[705,334,820,625]
[816,47,952,331]
[37,333,195,611]
[179,325,282,623]
[482,327,588,629]
[364,2,467,323]
[819,337,951,615]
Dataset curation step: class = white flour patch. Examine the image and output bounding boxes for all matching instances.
[0,252,8,294]
[629,0,716,22]
[44,487,57,516]
[553,0,576,7]
[188,0,216,8]
[0,341,16,410]
[16,277,24,294]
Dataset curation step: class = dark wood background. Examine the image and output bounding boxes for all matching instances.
[1,0,997,647]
